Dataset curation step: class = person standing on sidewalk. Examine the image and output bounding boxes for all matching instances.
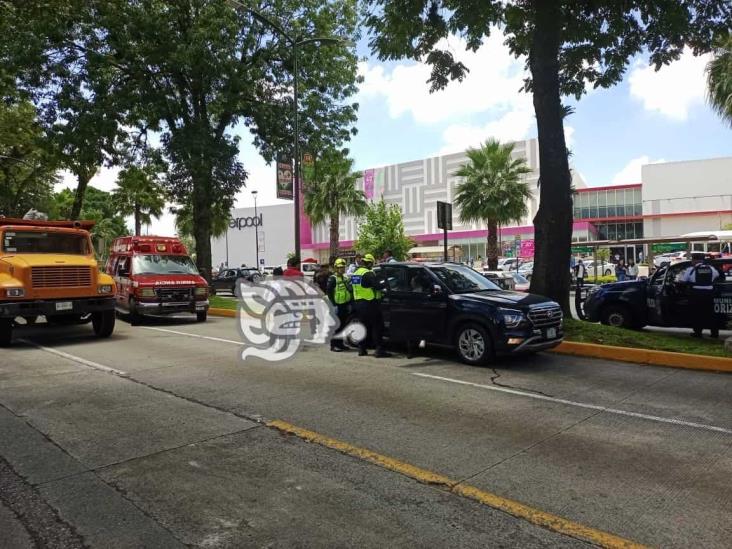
[575,259,587,287]
[351,253,389,358]
[627,260,639,280]
[327,258,352,352]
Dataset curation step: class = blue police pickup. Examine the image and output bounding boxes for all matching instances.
[583,259,732,332]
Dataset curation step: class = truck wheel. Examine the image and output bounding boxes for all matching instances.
[601,305,633,328]
[455,323,493,365]
[92,310,115,338]
[209,287,217,296]
[0,319,13,346]
[128,298,141,326]
[196,311,207,322]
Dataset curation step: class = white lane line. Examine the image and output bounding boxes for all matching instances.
[413,372,732,436]
[142,326,243,346]
[19,339,128,377]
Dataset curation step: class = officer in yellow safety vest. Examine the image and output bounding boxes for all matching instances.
[351,253,389,358]
[327,258,353,352]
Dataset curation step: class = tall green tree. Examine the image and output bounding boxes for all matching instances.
[354,198,413,261]
[1,0,360,281]
[0,100,59,217]
[113,165,166,236]
[363,0,729,312]
[454,140,532,271]
[706,34,732,127]
[304,150,366,258]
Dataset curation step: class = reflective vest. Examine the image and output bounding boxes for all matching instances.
[331,274,352,305]
[351,267,376,301]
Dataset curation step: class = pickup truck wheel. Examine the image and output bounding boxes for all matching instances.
[196,311,207,322]
[92,310,115,338]
[0,319,13,346]
[209,287,217,296]
[601,305,633,328]
[455,323,493,365]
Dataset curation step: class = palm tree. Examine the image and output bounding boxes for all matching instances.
[113,166,166,235]
[706,34,732,127]
[304,150,366,258]
[454,140,533,270]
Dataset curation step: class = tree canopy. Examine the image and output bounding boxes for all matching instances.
[706,33,732,127]
[113,164,166,236]
[363,0,730,311]
[354,199,413,261]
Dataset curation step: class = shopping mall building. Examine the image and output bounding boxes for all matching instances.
[211,140,732,268]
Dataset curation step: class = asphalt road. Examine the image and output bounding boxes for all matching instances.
[1,314,731,548]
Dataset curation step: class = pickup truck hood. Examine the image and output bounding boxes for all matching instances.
[0,254,99,268]
[458,290,556,308]
[132,273,206,287]
[599,279,646,291]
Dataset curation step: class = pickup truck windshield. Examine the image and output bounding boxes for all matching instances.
[430,265,501,293]
[133,255,199,275]
[2,231,90,254]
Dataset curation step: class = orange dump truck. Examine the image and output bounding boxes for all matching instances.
[0,218,116,345]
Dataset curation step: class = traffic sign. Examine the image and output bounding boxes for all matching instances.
[437,201,452,230]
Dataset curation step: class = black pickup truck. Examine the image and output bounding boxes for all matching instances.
[583,259,732,333]
[372,262,563,365]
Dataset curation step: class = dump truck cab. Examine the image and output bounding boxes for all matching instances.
[0,218,116,345]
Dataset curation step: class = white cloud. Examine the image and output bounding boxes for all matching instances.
[612,155,665,185]
[628,48,710,120]
[358,33,529,125]
[564,125,575,149]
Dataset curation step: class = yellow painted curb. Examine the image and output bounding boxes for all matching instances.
[552,341,732,373]
[208,307,236,318]
[267,419,646,549]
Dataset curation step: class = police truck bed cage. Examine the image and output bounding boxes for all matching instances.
[0,217,96,230]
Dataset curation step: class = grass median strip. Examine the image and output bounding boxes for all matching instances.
[267,419,646,549]
[563,318,730,358]
[209,295,238,310]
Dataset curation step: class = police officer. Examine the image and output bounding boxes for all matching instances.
[351,253,389,357]
[327,258,352,352]
[679,261,720,338]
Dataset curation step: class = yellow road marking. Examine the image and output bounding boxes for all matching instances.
[267,419,647,549]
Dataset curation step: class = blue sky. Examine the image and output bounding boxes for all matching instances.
[66,34,731,235]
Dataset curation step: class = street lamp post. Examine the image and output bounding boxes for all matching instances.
[252,190,260,270]
[228,1,348,261]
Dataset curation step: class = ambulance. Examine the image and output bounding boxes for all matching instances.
[106,236,209,323]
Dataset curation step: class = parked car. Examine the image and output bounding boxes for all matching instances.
[583,258,732,331]
[371,262,563,365]
[518,261,533,280]
[508,272,531,292]
[497,257,522,271]
[482,270,516,291]
[579,259,615,278]
[210,267,263,295]
[301,261,319,279]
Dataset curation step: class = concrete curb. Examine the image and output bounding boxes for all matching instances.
[552,341,732,373]
[209,307,236,318]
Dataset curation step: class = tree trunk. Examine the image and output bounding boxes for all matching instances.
[69,170,93,219]
[134,204,141,236]
[486,219,499,270]
[527,1,573,314]
[329,211,340,260]
[192,175,213,283]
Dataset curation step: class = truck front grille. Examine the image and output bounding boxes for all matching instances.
[156,287,193,301]
[528,305,563,328]
[31,266,92,288]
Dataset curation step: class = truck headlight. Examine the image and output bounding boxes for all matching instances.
[97,285,113,294]
[500,308,525,328]
[194,287,208,296]
[6,288,25,298]
[139,287,156,298]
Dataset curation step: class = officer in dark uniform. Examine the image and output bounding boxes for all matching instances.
[680,261,720,338]
[350,253,389,358]
[327,258,352,352]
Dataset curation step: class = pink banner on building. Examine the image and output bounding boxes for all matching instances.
[520,239,535,258]
[363,169,375,199]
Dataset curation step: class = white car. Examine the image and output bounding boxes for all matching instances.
[653,251,688,268]
[497,258,522,271]
[482,270,516,291]
[577,259,615,277]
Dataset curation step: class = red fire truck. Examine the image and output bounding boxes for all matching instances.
[106,236,209,323]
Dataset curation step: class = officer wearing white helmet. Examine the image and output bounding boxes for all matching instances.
[351,253,389,358]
